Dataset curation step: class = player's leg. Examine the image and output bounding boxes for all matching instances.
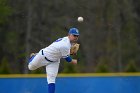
[46,61,60,93]
[28,50,48,70]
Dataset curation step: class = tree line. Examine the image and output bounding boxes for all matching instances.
[0,0,140,74]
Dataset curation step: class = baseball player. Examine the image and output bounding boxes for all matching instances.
[28,28,80,93]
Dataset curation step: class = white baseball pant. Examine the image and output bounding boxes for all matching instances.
[28,50,60,84]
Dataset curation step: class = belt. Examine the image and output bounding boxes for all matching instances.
[41,50,54,62]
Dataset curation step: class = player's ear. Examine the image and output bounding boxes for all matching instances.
[68,34,72,38]
[68,33,71,36]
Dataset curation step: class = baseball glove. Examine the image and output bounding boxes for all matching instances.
[70,43,80,55]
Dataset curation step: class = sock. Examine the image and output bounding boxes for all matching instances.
[48,83,55,93]
[28,55,35,63]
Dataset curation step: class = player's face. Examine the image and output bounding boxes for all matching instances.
[69,34,79,42]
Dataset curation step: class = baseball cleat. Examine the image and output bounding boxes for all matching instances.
[30,53,36,57]
[29,53,36,63]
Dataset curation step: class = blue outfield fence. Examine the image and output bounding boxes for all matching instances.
[0,73,140,93]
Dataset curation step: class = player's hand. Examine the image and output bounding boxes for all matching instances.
[71,59,77,64]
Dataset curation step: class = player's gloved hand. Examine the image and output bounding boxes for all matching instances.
[70,43,80,55]
[71,59,77,64]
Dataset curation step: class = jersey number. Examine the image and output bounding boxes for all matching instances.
[55,38,62,42]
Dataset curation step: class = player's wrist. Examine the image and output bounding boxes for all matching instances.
[65,55,72,62]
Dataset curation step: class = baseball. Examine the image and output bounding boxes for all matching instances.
[78,16,84,22]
